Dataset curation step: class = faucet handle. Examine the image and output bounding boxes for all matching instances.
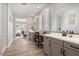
[66,30,68,34]
[70,30,74,34]
[71,30,74,34]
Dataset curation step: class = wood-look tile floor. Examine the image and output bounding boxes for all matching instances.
[3,38,46,56]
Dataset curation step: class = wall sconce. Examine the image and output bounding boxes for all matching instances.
[9,17,13,23]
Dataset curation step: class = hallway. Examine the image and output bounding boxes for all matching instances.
[3,38,46,56]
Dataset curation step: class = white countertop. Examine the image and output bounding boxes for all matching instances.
[29,30,36,33]
[43,32,79,45]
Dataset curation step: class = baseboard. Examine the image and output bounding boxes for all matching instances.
[8,39,13,48]
[2,47,7,56]
[1,39,13,56]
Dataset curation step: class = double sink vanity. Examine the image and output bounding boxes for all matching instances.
[29,30,79,56]
[43,33,79,56]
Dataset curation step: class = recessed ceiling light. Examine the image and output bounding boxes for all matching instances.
[37,6,40,8]
[46,8,49,11]
[21,3,27,5]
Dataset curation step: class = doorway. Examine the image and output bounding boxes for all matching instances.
[15,18,27,40]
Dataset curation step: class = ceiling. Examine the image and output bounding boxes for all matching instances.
[48,3,79,16]
[9,3,48,18]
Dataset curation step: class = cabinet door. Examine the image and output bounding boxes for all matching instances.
[44,37,50,55]
[51,42,63,56]
[64,48,79,56]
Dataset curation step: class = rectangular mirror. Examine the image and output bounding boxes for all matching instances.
[49,3,79,34]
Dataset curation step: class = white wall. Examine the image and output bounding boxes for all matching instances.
[50,13,58,31]
[27,17,34,39]
[0,3,8,55]
[42,8,50,31]
[12,13,16,40]
[38,13,43,32]
[8,4,13,47]
[0,3,2,55]
[0,3,14,55]
[37,8,50,33]
[33,16,39,31]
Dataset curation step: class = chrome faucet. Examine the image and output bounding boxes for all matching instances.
[62,31,66,36]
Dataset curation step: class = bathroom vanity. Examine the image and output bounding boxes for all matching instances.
[43,33,79,56]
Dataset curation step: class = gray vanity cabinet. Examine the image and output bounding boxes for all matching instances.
[64,41,79,56]
[51,42,63,56]
[44,36,79,56]
[44,37,51,55]
[63,47,79,56]
[44,37,63,56]
[50,38,63,56]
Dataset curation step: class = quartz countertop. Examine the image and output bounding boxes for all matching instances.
[43,32,79,45]
[29,30,36,33]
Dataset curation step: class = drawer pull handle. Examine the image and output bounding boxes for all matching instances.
[70,45,79,49]
[63,49,65,56]
[49,42,50,46]
[60,48,63,55]
[60,48,65,56]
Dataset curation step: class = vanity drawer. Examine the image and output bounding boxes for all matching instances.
[44,37,50,41]
[50,37,63,45]
[64,41,79,52]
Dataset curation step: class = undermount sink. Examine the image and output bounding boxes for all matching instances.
[65,34,79,38]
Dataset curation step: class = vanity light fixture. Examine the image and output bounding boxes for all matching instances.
[45,8,49,11]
